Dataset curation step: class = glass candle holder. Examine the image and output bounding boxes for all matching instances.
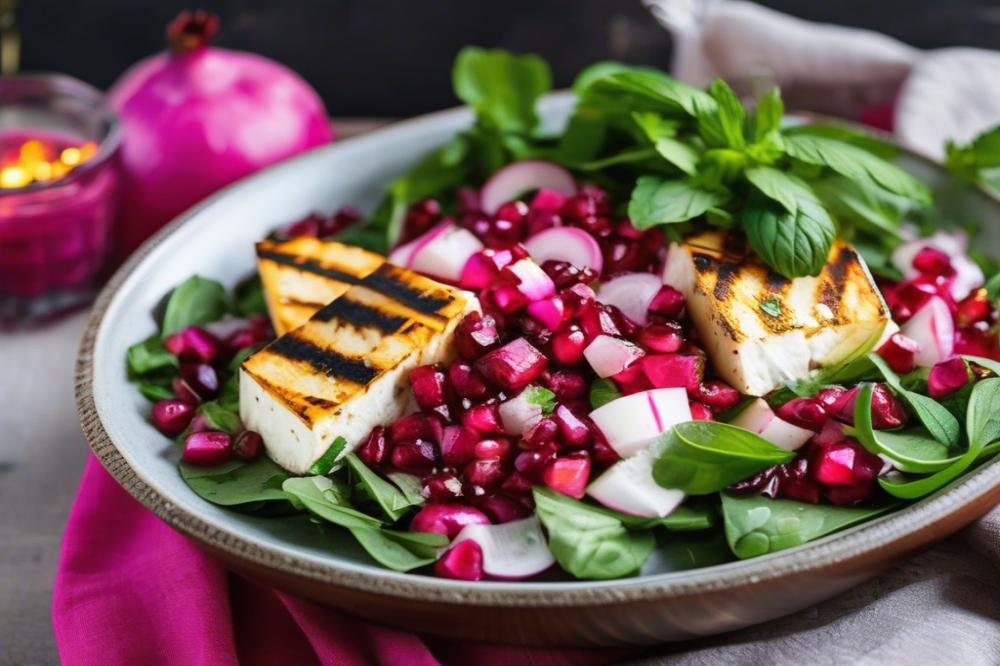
[0,74,121,327]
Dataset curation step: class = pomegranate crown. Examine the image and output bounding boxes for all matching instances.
[167,9,220,53]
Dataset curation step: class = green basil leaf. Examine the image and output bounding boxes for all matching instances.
[722,493,896,559]
[587,70,717,120]
[783,123,901,160]
[197,400,243,435]
[811,175,908,237]
[281,476,383,529]
[180,457,290,507]
[701,79,746,149]
[533,487,654,580]
[868,353,960,447]
[652,421,796,495]
[743,192,835,278]
[161,276,233,336]
[307,436,348,476]
[744,166,817,216]
[345,453,418,522]
[784,134,931,205]
[590,377,623,409]
[752,88,783,142]
[348,527,439,572]
[127,336,177,376]
[452,47,551,134]
[628,176,729,229]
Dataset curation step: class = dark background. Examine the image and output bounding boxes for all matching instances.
[16,1,1000,117]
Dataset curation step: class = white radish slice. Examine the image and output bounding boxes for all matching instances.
[388,237,419,267]
[951,254,985,301]
[507,258,556,301]
[728,399,812,452]
[480,160,576,214]
[586,449,684,518]
[452,515,554,579]
[597,273,664,326]
[901,296,955,367]
[524,227,604,275]
[498,388,543,436]
[583,334,645,378]
[590,388,691,458]
[408,222,484,283]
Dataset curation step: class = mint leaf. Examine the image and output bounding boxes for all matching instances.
[523,385,557,416]
[759,299,781,317]
[744,166,816,216]
[743,193,835,278]
[701,79,746,149]
[628,176,729,229]
[752,88,784,142]
[452,47,551,134]
[587,70,717,120]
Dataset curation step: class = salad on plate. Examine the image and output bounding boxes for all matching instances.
[125,48,1000,582]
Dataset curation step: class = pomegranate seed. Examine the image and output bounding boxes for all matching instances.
[551,324,588,365]
[956,289,992,327]
[877,333,920,374]
[151,399,195,437]
[817,386,848,410]
[357,426,388,466]
[542,369,588,402]
[461,403,504,434]
[526,210,562,236]
[777,456,821,504]
[830,384,907,429]
[562,194,598,220]
[172,377,201,405]
[928,358,970,399]
[281,214,321,238]
[553,404,591,447]
[579,302,622,341]
[636,322,684,353]
[476,493,531,523]
[232,430,263,461]
[401,198,441,242]
[776,397,829,431]
[224,328,259,354]
[695,380,742,411]
[689,402,714,420]
[640,353,704,391]
[603,238,644,274]
[410,365,447,408]
[912,246,954,277]
[458,187,480,212]
[464,458,505,488]
[611,363,652,394]
[435,539,484,581]
[182,431,232,466]
[576,214,613,237]
[180,362,219,397]
[514,446,558,482]
[729,466,781,496]
[517,313,555,348]
[389,413,441,445]
[322,206,362,236]
[541,260,599,289]
[391,440,437,475]
[164,326,221,363]
[455,312,502,360]
[543,452,591,499]
[422,472,465,502]
[955,324,1000,359]
[475,338,548,390]
[560,283,597,315]
[648,286,686,319]
[591,434,620,469]
[825,481,876,506]
[411,503,489,539]
[475,438,513,461]
[531,188,567,212]
[813,419,848,446]
[497,199,529,222]
[447,361,489,400]
[521,417,559,450]
[440,425,479,467]
[500,472,534,495]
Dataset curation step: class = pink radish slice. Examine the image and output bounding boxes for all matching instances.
[587,449,685,518]
[480,160,576,214]
[596,273,664,326]
[951,254,985,301]
[901,296,955,366]
[408,222,484,283]
[451,515,554,579]
[507,259,556,301]
[524,226,604,275]
[388,237,420,267]
[590,388,691,458]
[728,399,812,452]
[583,334,646,378]
[498,388,544,436]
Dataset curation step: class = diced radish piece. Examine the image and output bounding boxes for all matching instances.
[498,387,544,436]
[590,388,692,458]
[506,258,556,301]
[452,515,555,579]
[901,296,954,366]
[583,334,646,378]
[587,449,684,518]
[951,254,985,301]
[524,227,604,275]
[640,353,704,391]
[480,160,576,214]
[476,337,548,390]
[596,273,663,326]
[408,222,484,283]
[728,398,812,451]
[526,296,565,331]
[543,453,591,499]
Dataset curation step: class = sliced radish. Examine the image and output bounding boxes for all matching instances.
[728,398,812,452]
[452,515,554,579]
[498,387,544,436]
[951,254,985,301]
[406,222,484,283]
[507,258,556,301]
[890,231,983,300]
[388,237,420,267]
[583,334,646,378]
[480,160,576,215]
[524,227,604,275]
[596,273,663,326]
[587,449,684,518]
[590,388,692,458]
[901,296,955,366]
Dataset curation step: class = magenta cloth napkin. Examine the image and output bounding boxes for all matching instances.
[53,455,630,665]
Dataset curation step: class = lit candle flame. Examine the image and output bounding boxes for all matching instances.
[0,138,98,189]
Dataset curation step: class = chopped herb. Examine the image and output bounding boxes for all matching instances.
[759,299,782,317]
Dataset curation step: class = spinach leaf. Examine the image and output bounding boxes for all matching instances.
[607,501,716,531]
[722,493,896,558]
[179,457,290,507]
[645,531,734,573]
[868,353,960,446]
[137,380,174,402]
[385,472,427,507]
[452,47,551,134]
[743,192,835,279]
[652,421,795,495]
[849,383,960,473]
[348,527,440,572]
[590,377,622,409]
[197,400,242,435]
[963,355,1000,377]
[127,336,177,376]
[533,487,654,580]
[345,453,419,522]
[307,437,348,476]
[281,476,383,529]
[233,275,267,317]
[628,176,729,229]
[161,276,233,336]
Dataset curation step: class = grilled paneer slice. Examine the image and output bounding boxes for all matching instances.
[256,237,385,335]
[663,230,890,396]
[240,262,479,474]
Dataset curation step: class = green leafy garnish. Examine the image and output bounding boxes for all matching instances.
[523,385,557,416]
[197,400,243,435]
[590,377,623,409]
[868,353,960,447]
[307,436,348,476]
[161,275,233,336]
[179,457,291,508]
[127,336,176,377]
[758,299,782,318]
[345,453,419,522]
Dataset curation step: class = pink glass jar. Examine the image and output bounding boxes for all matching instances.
[0,75,121,327]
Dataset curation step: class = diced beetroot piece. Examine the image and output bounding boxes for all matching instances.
[812,441,859,485]
[640,353,704,391]
[461,402,504,435]
[464,458,506,489]
[689,402,714,420]
[531,188,568,213]
[172,377,202,405]
[485,283,530,314]
[928,358,971,399]
[521,417,559,450]
[583,335,646,378]
[476,492,531,523]
[648,285,686,319]
[554,404,592,447]
[357,426,389,467]
[542,370,588,402]
[411,503,490,539]
[777,457,821,504]
[542,260,599,290]
[695,380,742,411]
[435,539,485,581]
[560,283,597,316]
[590,433,621,470]
[776,397,829,431]
[543,452,591,499]
[182,431,232,466]
[164,326,222,363]
[956,290,992,327]
[812,419,848,446]
[514,446,558,482]
[232,430,263,461]
[830,384,907,429]
[500,472,534,496]
[912,246,954,277]
[526,295,566,332]
[389,413,441,445]
[475,338,548,390]
[551,324,588,365]
[180,362,219,398]
[877,333,921,375]
[151,399,194,437]
[611,363,652,395]
[475,438,513,461]
[448,361,490,400]
[636,322,684,353]
[422,472,465,502]
[578,302,622,341]
[390,439,437,475]
[455,312,502,360]
[825,480,877,506]
[440,425,479,467]
[410,365,447,409]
